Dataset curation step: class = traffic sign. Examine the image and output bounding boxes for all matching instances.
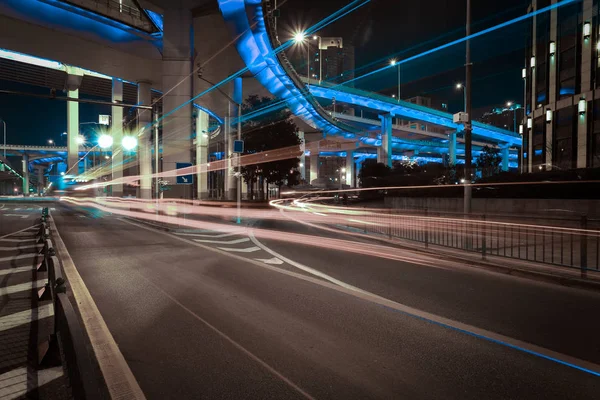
[233,140,244,154]
[176,162,194,185]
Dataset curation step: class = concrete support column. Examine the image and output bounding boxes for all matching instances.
[345,152,355,187]
[111,78,124,197]
[66,89,79,174]
[310,154,319,184]
[137,81,153,199]
[225,117,236,201]
[377,114,393,167]
[549,5,558,104]
[196,110,209,200]
[528,127,533,173]
[581,0,593,93]
[530,0,537,110]
[299,131,306,181]
[162,6,193,198]
[37,167,44,195]
[449,132,457,166]
[355,158,364,187]
[501,146,510,172]
[22,154,29,196]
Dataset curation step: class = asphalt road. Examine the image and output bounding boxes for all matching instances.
[51,202,600,399]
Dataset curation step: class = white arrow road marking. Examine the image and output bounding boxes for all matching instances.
[254,257,284,265]
[193,237,250,245]
[3,214,28,219]
[217,246,261,253]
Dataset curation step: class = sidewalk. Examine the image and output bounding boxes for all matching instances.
[0,224,69,399]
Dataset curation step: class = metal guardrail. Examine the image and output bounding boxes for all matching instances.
[353,208,600,276]
[37,208,103,400]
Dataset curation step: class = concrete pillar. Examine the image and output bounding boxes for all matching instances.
[345,152,355,187]
[449,132,457,166]
[528,126,533,173]
[112,78,124,197]
[310,154,319,184]
[22,154,29,196]
[37,167,44,195]
[196,110,209,200]
[501,146,509,172]
[225,117,236,201]
[162,7,193,198]
[137,81,153,199]
[227,77,243,202]
[299,131,306,181]
[581,0,593,93]
[377,114,392,167]
[530,0,537,111]
[355,158,364,187]
[66,87,80,174]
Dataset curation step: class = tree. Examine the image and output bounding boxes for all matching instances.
[475,145,502,178]
[240,95,301,199]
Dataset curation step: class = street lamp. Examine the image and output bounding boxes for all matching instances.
[506,101,517,133]
[98,134,113,149]
[390,59,400,102]
[456,83,466,112]
[293,31,312,85]
[122,136,138,151]
[47,139,54,145]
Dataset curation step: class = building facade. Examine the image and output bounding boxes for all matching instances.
[479,105,525,133]
[523,0,600,172]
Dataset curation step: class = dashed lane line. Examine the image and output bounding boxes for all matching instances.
[217,246,261,253]
[0,245,40,251]
[178,232,244,238]
[0,254,38,263]
[0,266,36,277]
[193,237,250,245]
[0,280,47,296]
[0,366,63,399]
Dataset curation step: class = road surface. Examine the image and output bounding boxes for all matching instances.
[51,202,600,399]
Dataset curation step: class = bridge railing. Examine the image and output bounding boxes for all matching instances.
[37,208,103,400]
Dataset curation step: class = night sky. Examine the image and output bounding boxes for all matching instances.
[1,0,533,148]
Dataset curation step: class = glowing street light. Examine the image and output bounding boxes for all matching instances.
[98,134,113,149]
[76,135,85,145]
[293,31,306,43]
[47,139,54,145]
[122,136,138,151]
[456,83,463,90]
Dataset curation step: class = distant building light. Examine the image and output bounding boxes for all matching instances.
[527,117,532,129]
[522,68,527,79]
[549,41,556,56]
[546,109,553,123]
[584,22,591,39]
[578,98,587,115]
[519,124,524,134]
[530,56,536,68]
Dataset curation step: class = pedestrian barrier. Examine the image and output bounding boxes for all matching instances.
[350,207,600,278]
[36,208,103,400]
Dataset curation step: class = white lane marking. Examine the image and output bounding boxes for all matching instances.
[0,266,34,277]
[0,279,46,296]
[217,246,261,253]
[0,304,53,332]
[0,254,38,263]
[193,237,250,245]
[177,232,243,238]
[255,257,284,265]
[0,244,39,251]
[48,216,146,399]
[175,230,245,237]
[3,215,28,219]
[119,219,317,399]
[122,218,600,378]
[0,238,36,243]
[0,366,63,399]
[0,225,39,240]
[248,231,370,294]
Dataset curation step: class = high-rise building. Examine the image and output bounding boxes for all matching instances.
[522,0,600,172]
[311,37,355,85]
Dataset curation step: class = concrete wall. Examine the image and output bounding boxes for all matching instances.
[385,196,600,218]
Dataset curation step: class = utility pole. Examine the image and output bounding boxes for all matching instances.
[464,0,473,215]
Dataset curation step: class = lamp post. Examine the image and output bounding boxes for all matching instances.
[506,101,517,133]
[390,59,400,102]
